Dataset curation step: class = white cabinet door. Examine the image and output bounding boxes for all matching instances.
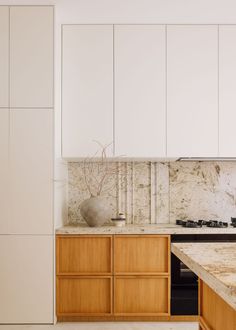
[114,25,166,158]
[10,6,53,108]
[219,25,236,157]
[0,235,53,323]
[0,7,9,107]
[0,110,9,233]
[62,25,113,158]
[9,109,53,234]
[167,25,218,157]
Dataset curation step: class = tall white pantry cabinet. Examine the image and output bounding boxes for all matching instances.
[0,6,54,324]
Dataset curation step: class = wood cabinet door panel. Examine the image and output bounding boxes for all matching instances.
[201,281,216,329]
[57,277,112,315]
[215,294,236,330]
[114,276,169,315]
[114,235,169,274]
[200,280,236,330]
[57,236,112,275]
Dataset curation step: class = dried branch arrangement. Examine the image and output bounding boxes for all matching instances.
[82,141,126,197]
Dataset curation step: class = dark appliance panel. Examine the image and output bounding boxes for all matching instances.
[171,234,236,315]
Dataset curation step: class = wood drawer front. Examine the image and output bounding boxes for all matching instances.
[114,235,170,274]
[57,276,112,316]
[114,276,169,315]
[57,236,112,275]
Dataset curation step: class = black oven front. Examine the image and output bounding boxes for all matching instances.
[171,234,236,315]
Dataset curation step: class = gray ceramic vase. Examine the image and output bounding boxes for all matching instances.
[80,196,112,227]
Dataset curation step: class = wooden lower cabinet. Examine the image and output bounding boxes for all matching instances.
[114,276,169,315]
[56,234,170,320]
[57,276,112,316]
[199,280,236,330]
[114,235,169,275]
[57,235,112,275]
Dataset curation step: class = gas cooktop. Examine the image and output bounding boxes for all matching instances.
[176,219,230,228]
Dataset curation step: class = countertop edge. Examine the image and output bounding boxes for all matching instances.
[55,225,236,235]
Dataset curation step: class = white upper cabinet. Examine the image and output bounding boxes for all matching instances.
[62,25,113,158]
[10,6,53,108]
[0,235,53,323]
[219,26,236,157]
[0,110,9,233]
[167,25,218,157]
[114,25,166,158]
[9,109,53,234]
[0,7,9,107]
[61,24,236,159]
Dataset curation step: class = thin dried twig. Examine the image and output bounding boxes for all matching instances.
[83,159,93,196]
[82,142,125,197]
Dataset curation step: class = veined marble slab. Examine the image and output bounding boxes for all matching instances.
[172,242,236,310]
[56,224,236,235]
[68,161,236,226]
[68,162,170,225]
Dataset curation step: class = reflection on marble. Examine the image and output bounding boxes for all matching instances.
[68,161,236,226]
[172,242,236,310]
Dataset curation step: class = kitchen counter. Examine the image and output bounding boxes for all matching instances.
[172,242,236,310]
[56,223,236,235]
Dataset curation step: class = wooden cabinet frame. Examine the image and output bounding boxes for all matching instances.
[56,275,113,317]
[56,235,113,276]
[114,275,170,316]
[56,235,113,318]
[114,235,170,276]
[56,234,172,321]
[199,279,236,330]
[113,235,170,316]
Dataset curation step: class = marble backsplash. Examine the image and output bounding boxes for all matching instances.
[67,162,236,225]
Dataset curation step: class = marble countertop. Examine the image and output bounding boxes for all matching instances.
[56,223,236,235]
[172,242,236,310]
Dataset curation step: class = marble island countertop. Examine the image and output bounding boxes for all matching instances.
[172,242,236,310]
[56,223,236,235]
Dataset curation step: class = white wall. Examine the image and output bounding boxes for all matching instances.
[1,0,236,229]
